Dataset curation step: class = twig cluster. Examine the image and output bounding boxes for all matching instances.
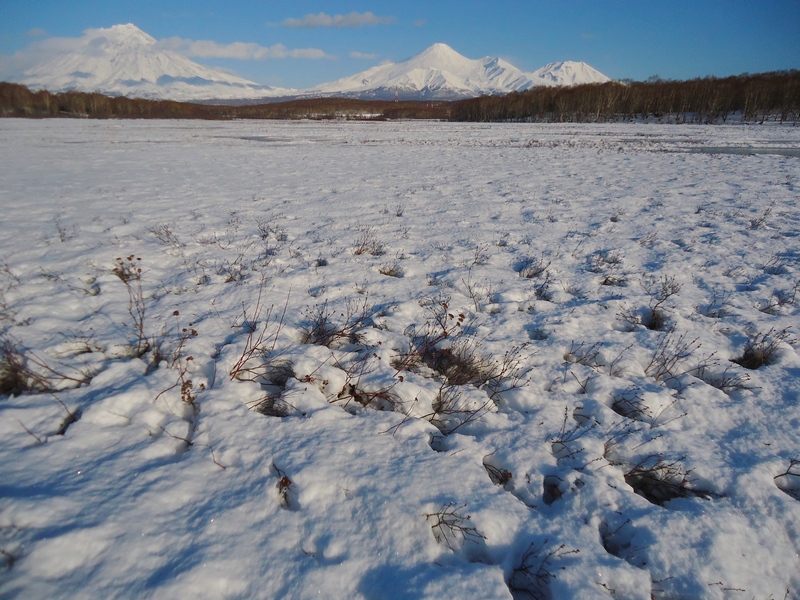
[352,225,384,256]
[300,296,373,347]
[424,503,485,551]
[332,351,399,413]
[508,539,580,600]
[112,255,148,357]
[733,327,793,370]
[644,327,701,383]
[0,335,88,396]
[624,454,710,506]
[774,457,800,500]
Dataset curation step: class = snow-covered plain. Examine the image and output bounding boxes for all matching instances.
[0,119,799,599]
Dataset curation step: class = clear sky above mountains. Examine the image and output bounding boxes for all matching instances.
[1,0,798,89]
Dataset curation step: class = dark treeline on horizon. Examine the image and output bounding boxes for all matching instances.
[450,71,800,124]
[1,70,798,124]
[0,83,450,120]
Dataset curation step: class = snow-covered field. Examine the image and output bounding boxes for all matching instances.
[1,119,799,599]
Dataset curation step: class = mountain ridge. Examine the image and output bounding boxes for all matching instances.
[10,25,611,102]
[305,42,610,100]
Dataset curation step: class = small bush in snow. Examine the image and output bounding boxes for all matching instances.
[748,205,773,230]
[696,289,734,318]
[229,288,288,381]
[774,457,800,501]
[0,338,36,396]
[482,455,513,487]
[733,327,794,370]
[427,380,493,435]
[331,352,400,413]
[149,223,180,247]
[623,454,711,506]
[300,296,373,347]
[378,260,403,278]
[0,336,88,398]
[757,281,799,315]
[247,361,297,418]
[352,226,384,256]
[693,364,753,394]
[508,539,580,600]
[641,274,682,330]
[643,327,701,383]
[548,406,599,463]
[112,255,149,357]
[424,503,485,551]
[563,341,604,371]
[272,463,296,509]
[618,274,682,330]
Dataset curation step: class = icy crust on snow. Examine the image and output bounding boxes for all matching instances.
[0,120,799,599]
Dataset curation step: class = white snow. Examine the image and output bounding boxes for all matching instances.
[0,119,799,599]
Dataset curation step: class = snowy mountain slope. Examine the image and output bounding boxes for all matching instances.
[305,43,609,100]
[16,24,293,102]
[530,61,611,86]
[305,43,527,100]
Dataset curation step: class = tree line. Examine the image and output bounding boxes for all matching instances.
[2,70,798,123]
[0,83,450,120]
[449,71,799,124]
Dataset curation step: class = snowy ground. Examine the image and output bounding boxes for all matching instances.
[1,119,799,599]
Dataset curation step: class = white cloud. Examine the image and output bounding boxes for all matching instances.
[157,37,333,60]
[349,51,378,60]
[0,27,332,80]
[283,12,395,28]
[27,28,47,38]
[0,35,85,79]
[0,25,334,82]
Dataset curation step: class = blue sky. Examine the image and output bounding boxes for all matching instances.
[1,0,799,89]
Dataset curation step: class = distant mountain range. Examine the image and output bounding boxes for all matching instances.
[306,43,609,100]
[10,24,611,103]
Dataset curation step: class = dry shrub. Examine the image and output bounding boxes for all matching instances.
[300,296,373,347]
[733,328,794,370]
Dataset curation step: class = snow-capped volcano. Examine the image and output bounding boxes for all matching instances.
[305,43,610,100]
[15,24,292,101]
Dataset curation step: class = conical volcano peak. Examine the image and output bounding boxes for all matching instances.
[406,43,473,69]
[94,23,156,46]
[419,43,460,56]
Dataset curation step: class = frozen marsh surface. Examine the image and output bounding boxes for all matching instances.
[0,119,799,599]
